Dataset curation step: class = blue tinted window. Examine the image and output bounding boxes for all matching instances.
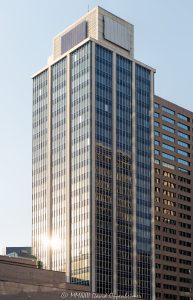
[178,167,189,174]
[177,113,189,122]
[162,106,175,115]
[177,122,189,131]
[162,143,175,152]
[162,134,175,143]
[162,152,175,161]
[178,140,189,148]
[178,158,190,166]
[96,45,112,146]
[178,131,190,140]
[154,112,159,118]
[177,149,190,157]
[162,115,175,124]
[162,125,175,133]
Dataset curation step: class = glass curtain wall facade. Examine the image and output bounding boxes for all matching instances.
[32,70,48,267]
[33,41,154,299]
[136,65,152,299]
[116,55,133,295]
[70,43,91,285]
[94,46,153,298]
[95,45,113,294]
[51,59,66,271]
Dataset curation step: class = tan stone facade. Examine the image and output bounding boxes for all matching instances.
[51,6,134,62]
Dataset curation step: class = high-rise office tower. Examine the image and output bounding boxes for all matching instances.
[32,7,155,298]
[154,96,193,300]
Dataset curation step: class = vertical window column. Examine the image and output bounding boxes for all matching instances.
[70,43,91,285]
[112,52,117,295]
[132,61,137,297]
[116,55,133,296]
[32,70,48,269]
[95,44,113,294]
[135,64,152,300]
[66,54,71,282]
[47,66,52,270]
[51,58,66,272]
[91,41,96,293]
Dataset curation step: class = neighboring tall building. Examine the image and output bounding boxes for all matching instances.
[154,96,193,300]
[32,7,155,298]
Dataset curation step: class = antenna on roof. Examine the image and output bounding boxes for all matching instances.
[88,4,90,12]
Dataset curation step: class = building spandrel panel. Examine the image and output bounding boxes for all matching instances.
[61,21,87,55]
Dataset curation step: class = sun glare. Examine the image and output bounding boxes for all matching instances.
[42,236,61,250]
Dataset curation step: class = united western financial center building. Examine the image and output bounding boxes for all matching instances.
[32,6,155,299]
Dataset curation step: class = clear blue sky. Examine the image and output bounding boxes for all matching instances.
[0,0,193,252]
